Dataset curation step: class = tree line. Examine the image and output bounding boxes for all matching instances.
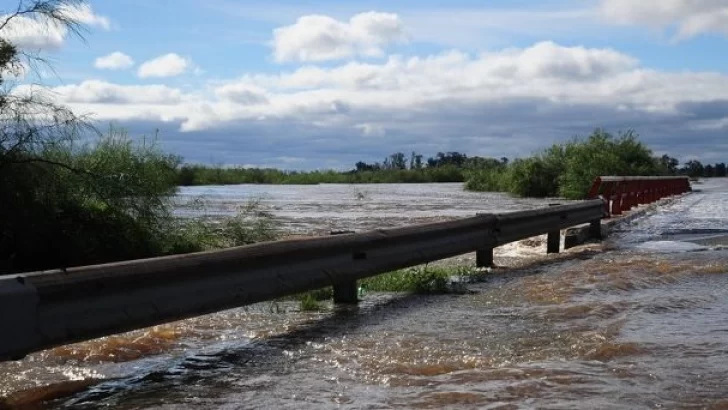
[178,135,726,200]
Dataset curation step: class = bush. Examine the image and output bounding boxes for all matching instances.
[0,127,282,274]
[0,128,188,273]
[177,200,279,250]
[465,129,664,199]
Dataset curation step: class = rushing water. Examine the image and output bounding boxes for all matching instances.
[173,183,568,235]
[3,181,728,409]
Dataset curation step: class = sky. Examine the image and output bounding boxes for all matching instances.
[2,0,728,169]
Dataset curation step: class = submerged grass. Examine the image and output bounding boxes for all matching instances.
[363,265,481,293]
[290,265,483,310]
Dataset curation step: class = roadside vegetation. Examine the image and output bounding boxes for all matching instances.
[292,266,482,311]
[465,129,669,199]
[0,1,277,274]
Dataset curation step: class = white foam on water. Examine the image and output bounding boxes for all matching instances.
[617,179,728,248]
[632,240,708,253]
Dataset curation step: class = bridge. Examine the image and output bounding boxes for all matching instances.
[0,176,690,361]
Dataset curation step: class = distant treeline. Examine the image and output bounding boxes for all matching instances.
[679,160,727,178]
[177,129,725,200]
[176,152,506,185]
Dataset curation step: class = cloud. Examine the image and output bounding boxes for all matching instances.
[94,52,134,70]
[25,41,728,167]
[137,53,191,78]
[58,3,111,30]
[600,0,728,39]
[272,11,405,62]
[214,83,269,104]
[0,4,110,50]
[49,80,184,104]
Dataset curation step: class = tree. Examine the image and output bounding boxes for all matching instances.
[659,154,679,175]
[388,152,407,170]
[426,151,468,168]
[0,1,188,273]
[682,160,704,178]
[413,154,423,170]
[715,162,726,177]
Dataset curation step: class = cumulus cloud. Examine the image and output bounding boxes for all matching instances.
[26,41,728,166]
[138,53,191,78]
[94,51,134,70]
[0,4,110,50]
[58,3,111,30]
[214,83,269,105]
[50,80,184,104]
[600,0,728,39]
[272,11,405,62]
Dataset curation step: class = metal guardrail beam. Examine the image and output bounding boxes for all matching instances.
[0,201,605,361]
[587,176,691,216]
[596,176,690,182]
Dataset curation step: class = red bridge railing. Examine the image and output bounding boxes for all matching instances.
[587,176,691,217]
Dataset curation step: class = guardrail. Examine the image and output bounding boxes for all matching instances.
[0,200,607,361]
[0,175,693,363]
[587,176,691,216]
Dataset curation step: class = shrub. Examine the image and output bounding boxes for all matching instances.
[465,129,664,199]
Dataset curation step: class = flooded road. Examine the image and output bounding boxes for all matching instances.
[3,181,728,409]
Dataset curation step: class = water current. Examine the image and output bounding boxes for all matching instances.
[2,180,728,409]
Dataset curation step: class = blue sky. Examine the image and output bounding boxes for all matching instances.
[3,0,728,168]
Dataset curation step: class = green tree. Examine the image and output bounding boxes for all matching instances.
[682,160,704,178]
[659,154,679,175]
[0,1,203,273]
[465,129,663,199]
[715,162,727,177]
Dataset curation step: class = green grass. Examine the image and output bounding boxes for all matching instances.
[362,266,480,294]
[287,266,483,311]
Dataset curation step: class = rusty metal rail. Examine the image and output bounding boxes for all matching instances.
[0,184,687,362]
[587,176,691,216]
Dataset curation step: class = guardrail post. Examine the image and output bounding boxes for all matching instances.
[330,230,359,304]
[611,182,623,216]
[589,219,602,240]
[475,212,495,267]
[333,282,359,304]
[547,204,560,254]
[547,230,560,254]
[476,247,494,267]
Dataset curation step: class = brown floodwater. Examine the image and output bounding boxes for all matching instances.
[2,181,728,409]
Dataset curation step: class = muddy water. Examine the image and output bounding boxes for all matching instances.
[173,183,567,234]
[3,181,728,409]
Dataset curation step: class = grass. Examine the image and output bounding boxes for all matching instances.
[362,265,481,293]
[289,265,483,311]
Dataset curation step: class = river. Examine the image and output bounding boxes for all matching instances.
[2,180,728,409]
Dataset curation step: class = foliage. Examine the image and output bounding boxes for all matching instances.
[177,199,279,250]
[1,129,183,273]
[362,266,477,294]
[465,129,666,199]
[175,152,510,186]
[0,2,279,274]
